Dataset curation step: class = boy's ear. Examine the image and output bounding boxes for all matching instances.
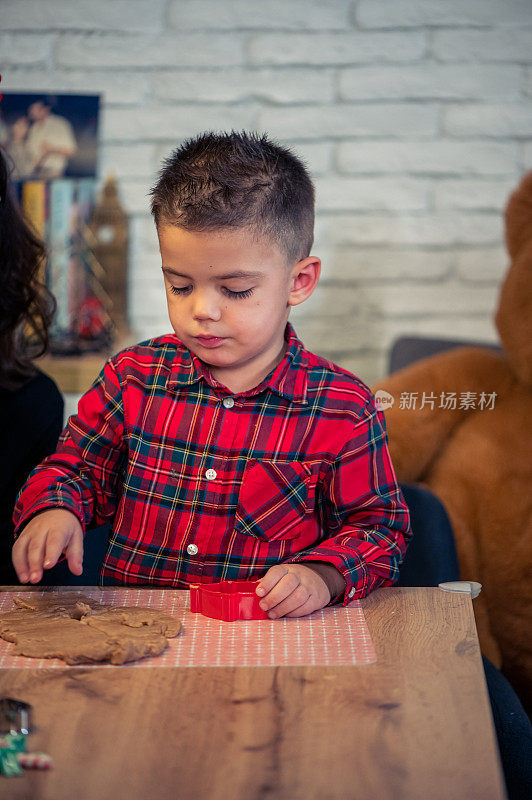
[288,257,321,307]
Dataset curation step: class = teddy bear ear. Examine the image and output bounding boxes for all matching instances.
[495,171,532,387]
[504,170,532,261]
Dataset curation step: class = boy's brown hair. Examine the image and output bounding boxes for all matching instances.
[150,129,315,266]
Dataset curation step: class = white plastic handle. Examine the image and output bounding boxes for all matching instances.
[438,581,482,599]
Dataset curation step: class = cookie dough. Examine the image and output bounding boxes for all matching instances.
[0,592,183,665]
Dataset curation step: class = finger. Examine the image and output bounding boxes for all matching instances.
[267,584,312,619]
[284,596,322,618]
[25,534,48,584]
[12,535,32,583]
[64,530,84,576]
[259,571,301,611]
[256,565,289,598]
[43,529,72,571]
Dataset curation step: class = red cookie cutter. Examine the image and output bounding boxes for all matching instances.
[189,580,270,621]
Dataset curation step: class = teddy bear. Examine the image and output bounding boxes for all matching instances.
[373,170,532,716]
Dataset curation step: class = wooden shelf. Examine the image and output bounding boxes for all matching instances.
[36,352,110,394]
[36,332,141,394]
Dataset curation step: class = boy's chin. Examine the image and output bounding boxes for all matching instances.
[189,345,229,364]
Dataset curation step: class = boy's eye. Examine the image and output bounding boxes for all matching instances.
[223,287,254,299]
[169,285,192,295]
[169,285,254,299]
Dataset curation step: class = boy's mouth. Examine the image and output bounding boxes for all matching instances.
[195,335,226,348]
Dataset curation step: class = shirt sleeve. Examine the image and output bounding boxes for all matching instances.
[283,396,412,607]
[12,359,126,538]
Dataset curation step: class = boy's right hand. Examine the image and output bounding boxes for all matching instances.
[12,508,84,584]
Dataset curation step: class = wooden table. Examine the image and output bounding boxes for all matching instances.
[0,586,507,800]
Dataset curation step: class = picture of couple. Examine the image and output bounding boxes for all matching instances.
[0,93,99,181]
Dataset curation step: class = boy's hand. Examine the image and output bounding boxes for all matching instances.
[12,508,84,584]
[255,564,332,619]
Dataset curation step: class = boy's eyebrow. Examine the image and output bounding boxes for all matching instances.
[161,267,265,280]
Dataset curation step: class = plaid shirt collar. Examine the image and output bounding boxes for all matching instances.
[167,321,308,404]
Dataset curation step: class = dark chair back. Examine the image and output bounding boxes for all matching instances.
[40,523,110,586]
[389,336,503,374]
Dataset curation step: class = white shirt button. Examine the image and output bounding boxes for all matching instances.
[222,397,235,409]
[187,544,198,556]
[205,468,217,480]
[348,588,356,599]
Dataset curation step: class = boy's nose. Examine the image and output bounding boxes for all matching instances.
[191,291,222,321]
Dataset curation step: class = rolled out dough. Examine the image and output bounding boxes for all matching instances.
[0,592,183,665]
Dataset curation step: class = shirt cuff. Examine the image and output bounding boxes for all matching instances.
[13,498,86,540]
[283,548,371,607]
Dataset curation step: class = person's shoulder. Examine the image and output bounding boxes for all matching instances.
[2,368,63,431]
[48,113,68,128]
[303,346,373,397]
[106,333,186,380]
[49,113,75,135]
[50,113,71,125]
[300,344,376,421]
[12,368,62,409]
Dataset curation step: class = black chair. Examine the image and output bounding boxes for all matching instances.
[389,335,503,375]
[395,483,459,587]
[40,522,110,586]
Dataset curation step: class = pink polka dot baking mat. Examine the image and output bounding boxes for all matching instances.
[0,588,376,668]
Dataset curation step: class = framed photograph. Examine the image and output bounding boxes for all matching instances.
[0,92,99,181]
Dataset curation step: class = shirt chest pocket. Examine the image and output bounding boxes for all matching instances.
[234,460,317,542]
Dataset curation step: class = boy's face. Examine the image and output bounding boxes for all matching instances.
[157,224,319,392]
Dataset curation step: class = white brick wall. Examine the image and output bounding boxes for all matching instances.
[2,0,531,384]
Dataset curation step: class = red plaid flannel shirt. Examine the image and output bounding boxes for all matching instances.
[13,322,411,606]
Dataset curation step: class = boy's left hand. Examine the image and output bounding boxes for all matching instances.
[255,564,331,619]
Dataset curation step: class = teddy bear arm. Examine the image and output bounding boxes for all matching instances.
[374,347,511,483]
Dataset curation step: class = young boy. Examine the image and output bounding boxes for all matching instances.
[11,130,411,619]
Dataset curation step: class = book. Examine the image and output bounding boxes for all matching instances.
[48,179,74,333]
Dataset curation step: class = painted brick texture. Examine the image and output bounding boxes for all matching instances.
[2,0,531,383]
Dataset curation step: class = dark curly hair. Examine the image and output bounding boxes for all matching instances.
[150,129,315,266]
[0,148,56,390]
